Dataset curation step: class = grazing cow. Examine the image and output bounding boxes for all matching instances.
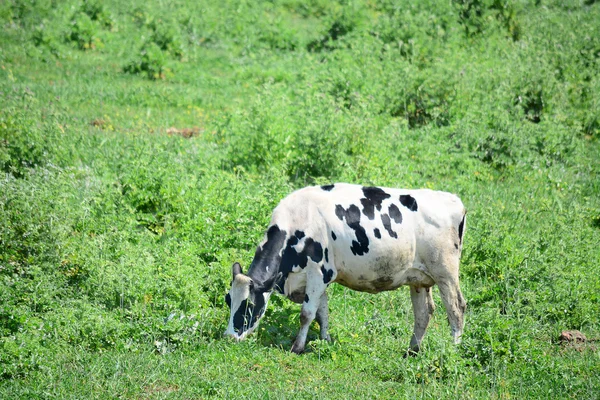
[225,183,467,354]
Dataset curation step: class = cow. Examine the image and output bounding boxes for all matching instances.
[224,183,467,354]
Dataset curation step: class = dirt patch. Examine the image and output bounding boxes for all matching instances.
[166,126,203,138]
[90,118,106,129]
[559,330,587,343]
[558,330,597,353]
[139,383,179,399]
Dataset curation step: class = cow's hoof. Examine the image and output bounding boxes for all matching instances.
[291,344,304,354]
[403,348,419,358]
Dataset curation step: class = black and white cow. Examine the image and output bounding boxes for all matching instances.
[225,183,467,354]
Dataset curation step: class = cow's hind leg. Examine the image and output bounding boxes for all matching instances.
[315,292,331,342]
[437,278,466,344]
[409,286,435,354]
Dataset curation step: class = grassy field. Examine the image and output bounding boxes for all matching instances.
[1,0,599,398]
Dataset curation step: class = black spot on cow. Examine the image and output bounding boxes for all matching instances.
[294,230,305,240]
[232,291,266,334]
[304,294,310,303]
[277,235,324,292]
[232,299,248,333]
[381,213,398,239]
[399,194,418,212]
[248,225,287,289]
[373,228,381,239]
[281,236,323,270]
[254,226,287,263]
[303,238,324,264]
[388,204,403,224]
[331,231,337,241]
[335,204,345,221]
[321,265,334,284]
[458,214,465,244]
[250,292,266,326]
[321,184,335,191]
[335,203,370,256]
[225,293,231,308]
[325,248,329,263]
[454,243,459,250]
[360,186,391,220]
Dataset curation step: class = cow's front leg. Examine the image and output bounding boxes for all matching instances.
[291,272,327,354]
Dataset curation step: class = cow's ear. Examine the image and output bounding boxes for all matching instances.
[232,262,243,278]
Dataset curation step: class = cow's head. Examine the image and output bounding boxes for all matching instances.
[224,262,271,340]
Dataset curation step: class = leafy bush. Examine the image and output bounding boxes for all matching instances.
[216,87,375,182]
[257,18,300,51]
[307,7,366,52]
[31,21,61,57]
[123,42,168,80]
[81,0,114,29]
[147,19,184,58]
[453,0,486,37]
[66,11,100,50]
[453,0,521,39]
[489,0,521,41]
[514,81,544,123]
[383,75,454,128]
[0,108,62,178]
[1,0,56,27]
[472,133,515,169]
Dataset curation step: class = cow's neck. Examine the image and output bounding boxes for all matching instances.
[247,225,288,292]
[247,256,282,293]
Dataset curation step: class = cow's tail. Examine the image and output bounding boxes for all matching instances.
[457,209,467,253]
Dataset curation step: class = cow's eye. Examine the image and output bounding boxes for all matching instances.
[225,293,231,308]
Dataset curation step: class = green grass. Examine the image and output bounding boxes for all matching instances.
[1,0,599,398]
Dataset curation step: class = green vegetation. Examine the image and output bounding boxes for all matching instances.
[1,0,599,397]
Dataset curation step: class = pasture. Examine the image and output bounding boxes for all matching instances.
[1,0,599,398]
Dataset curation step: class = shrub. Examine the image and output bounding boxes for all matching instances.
[453,0,486,37]
[453,0,521,40]
[66,11,100,50]
[81,0,114,29]
[489,0,521,41]
[148,19,184,58]
[0,109,50,178]
[307,8,366,52]
[216,87,374,183]
[258,19,299,51]
[31,21,61,57]
[514,82,544,123]
[472,133,515,169]
[123,42,168,80]
[384,76,454,128]
[2,0,55,27]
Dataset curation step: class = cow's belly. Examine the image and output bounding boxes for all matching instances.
[331,238,433,293]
